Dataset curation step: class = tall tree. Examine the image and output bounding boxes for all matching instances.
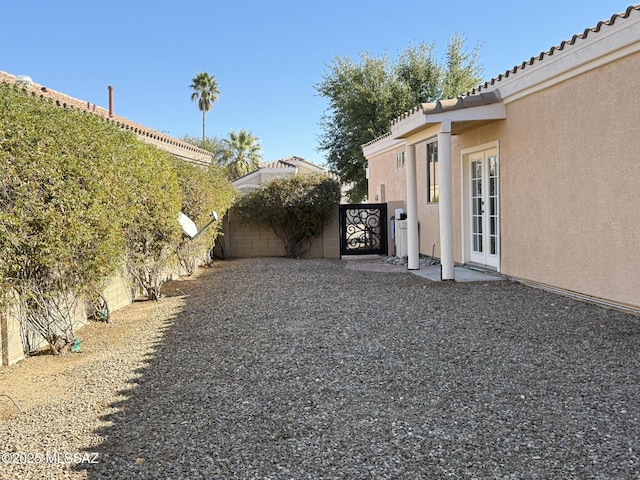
[189,72,220,144]
[316,53,399,202]
[442,33,484,99]
[223,129,263,179]
[316,36,483,202]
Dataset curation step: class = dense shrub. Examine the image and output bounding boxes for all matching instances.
[119,142,183,301]
[0,83,146,351]
[0,82,231,353]
[234,174,341,257]
[172,159,235,274]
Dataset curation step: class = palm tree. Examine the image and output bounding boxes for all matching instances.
[189,72,220,143]
[224,129,263,179]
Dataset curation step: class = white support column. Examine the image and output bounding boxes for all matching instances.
[438,121,455,280]
[405,144,420,270]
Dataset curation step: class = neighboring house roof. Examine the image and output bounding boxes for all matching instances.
[364,4,640,149]
[259,156,328,173]
[259,159,299,170]
[233,155,340,193]
[0,70,213,166]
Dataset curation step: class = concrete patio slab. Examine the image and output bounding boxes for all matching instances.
[343,255,505,282]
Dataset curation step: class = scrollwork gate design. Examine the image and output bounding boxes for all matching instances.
[339,203,387,256]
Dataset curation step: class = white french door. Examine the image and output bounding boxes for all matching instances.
[466,147,500,269]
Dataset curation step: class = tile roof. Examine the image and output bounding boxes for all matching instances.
[257,156,326,170]
[364,4,640,148]
[390,91,501,127]
[0,70,213,165]
[258,157,302,170]
[250,156,327,173]
[471,4,640,94]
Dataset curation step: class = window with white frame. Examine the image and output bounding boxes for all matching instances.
[396,151,405,169]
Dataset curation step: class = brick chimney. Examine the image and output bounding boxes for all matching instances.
[108,85,114,117]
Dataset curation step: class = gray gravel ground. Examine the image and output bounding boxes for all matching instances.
[1,257,640,479]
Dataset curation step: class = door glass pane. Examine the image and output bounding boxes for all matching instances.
[488,156,498,257]
[474,234,483,252]
[471,159,483,254]
[489,157,496,176]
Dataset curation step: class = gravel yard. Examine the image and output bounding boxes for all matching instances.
[1,257,639,479]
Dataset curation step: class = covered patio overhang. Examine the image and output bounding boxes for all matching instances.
[389,91,507,279]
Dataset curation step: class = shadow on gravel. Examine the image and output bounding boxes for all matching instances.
[79,258,640,479]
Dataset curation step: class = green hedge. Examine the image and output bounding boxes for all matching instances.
[172,159,235,274]
[0,82,233,353]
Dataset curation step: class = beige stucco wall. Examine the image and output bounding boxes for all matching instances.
[102,275,134,313]
[1,308,24,366]
[365,52,640,309]
[442,64,640,310]
[367,144,406,205]
[496,53,640,308]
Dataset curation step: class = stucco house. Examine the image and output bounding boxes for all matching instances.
[363,5,640,312]
[233,155,329,193]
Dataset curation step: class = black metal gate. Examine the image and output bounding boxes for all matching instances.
[339,203,388,256]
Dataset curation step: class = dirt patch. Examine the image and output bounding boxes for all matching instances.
[0,267,208,420]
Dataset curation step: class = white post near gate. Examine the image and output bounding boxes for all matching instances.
[438,121,455,280]
[405,144,420,270]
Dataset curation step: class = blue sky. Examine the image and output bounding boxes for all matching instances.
[2,1,635,166]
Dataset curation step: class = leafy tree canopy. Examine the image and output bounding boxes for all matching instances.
[315,34,483,202]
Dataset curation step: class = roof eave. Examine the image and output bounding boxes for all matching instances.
[390,101,507,139]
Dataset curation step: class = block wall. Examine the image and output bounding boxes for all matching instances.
[219,206,340,259]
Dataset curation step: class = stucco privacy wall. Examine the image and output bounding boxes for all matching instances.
[219,207,340,259]
[0,276,131,365]
[0,264,200,365]
[1,310,23,366]
[1,298,88,366]
[496,52,640,308]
